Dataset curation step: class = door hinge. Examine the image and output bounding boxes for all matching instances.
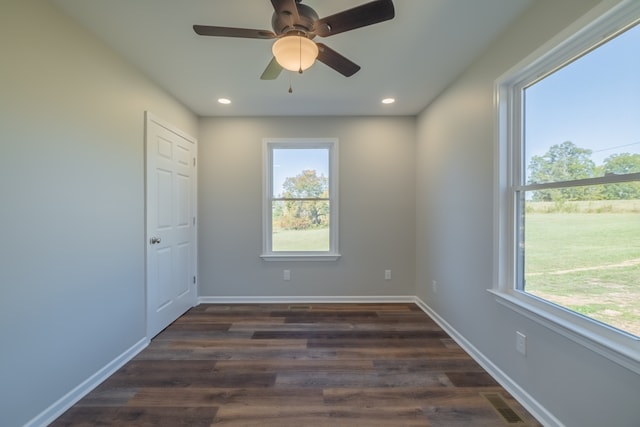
[193,217,196,226]
[193,157,196,167]
[193,276,196,284]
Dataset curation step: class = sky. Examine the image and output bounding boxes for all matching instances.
[524,21,640,174]
[272,148,328,196]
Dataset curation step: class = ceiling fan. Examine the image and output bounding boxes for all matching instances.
[193,0,395,80]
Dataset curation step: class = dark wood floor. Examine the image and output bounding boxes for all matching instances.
[51,303,541,426]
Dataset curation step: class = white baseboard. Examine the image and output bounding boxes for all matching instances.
[197,295,416,305]
[25,337,149,427]
[413,297,561,427]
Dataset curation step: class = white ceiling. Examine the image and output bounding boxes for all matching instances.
[51,0,533,117]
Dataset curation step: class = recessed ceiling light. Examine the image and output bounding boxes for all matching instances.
[217,98,231,105]
[381,98,395,104]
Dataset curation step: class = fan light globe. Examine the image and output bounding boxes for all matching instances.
[272,35,318,72]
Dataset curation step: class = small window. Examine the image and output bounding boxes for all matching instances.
[495,1,640,372]
[261,138,340,261]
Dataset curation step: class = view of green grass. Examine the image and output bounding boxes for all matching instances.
[272,227,330,252]
[524,204,640,337]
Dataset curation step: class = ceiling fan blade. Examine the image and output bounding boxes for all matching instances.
[315,43,361,77]
[260,57,284,80]
[315,0,395,37]
[193,25,276,39]
[271,0,300,22]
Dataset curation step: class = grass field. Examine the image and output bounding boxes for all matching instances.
[272,227,330,252]
[524,210,640,336]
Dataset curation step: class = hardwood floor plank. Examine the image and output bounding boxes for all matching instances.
[275,371,452,388]
[251,330,449,340]
[165,322,232,331]
[214,359,375,373]
[276,310,381,319]
[322,386,503,406]
[213,405,432,427]
[52,407,217,427]
[231,321,442,332]
[101,360,276,388]
[137,347,340,361]
[373,358,485,373]
[444,371,501,387]
[422,406,507,427]
[127,387,324,408]
[169,338,308,349]
[307,337,450,349]
[51,303,542,426]
[335,347,470,359]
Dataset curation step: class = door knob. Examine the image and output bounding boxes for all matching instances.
[149,236,161,244]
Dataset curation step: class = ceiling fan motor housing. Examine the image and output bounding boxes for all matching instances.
[271,3,318,37]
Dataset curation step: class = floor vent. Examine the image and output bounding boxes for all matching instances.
[481,393,525,424]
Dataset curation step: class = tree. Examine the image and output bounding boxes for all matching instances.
[528,141,596,201]
[600,153,640,199]
[278,169,329,230]
[603,152,640,175]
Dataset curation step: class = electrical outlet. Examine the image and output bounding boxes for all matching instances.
[516,331,526,356]
[385,270,392,281]
[432,280,437,292]
[283,270,291,281]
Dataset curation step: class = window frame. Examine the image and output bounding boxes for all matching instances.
[493,0,640,374]
[261,138,340,261]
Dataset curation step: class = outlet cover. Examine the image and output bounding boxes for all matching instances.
[516,331,526,355]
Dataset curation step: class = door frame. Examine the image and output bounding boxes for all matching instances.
[144,111,198,338]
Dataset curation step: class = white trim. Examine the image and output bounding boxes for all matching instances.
[145,111,198,145]
[489,290,640,374]
[25,338,149,427]
[413,298,562,427]
[198,295,416,305]
[261,138,340,260]
[495,0,640,93]
[260,253,341,261]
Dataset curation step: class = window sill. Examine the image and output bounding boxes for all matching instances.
[260,253,341,262]
[488,288,640,375]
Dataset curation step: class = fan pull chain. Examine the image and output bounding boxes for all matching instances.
[298,36,303,74]
[288,72,293,94]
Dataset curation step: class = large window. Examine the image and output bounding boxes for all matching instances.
[261,138,340,261]
[495,1,639,372]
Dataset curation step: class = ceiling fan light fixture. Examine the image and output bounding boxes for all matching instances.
[272,34,318,72]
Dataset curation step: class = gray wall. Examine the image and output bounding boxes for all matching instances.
[0,2,197,426]
[198,116,416,298]
[415,0,640,426]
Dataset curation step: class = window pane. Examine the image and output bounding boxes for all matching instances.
[272,200,330,251]
[263,139,338,258]
[272,148,329,198]
[524,23,640,185]
[521,188,640,337]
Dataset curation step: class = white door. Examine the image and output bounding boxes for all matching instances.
[145,112,197,339]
